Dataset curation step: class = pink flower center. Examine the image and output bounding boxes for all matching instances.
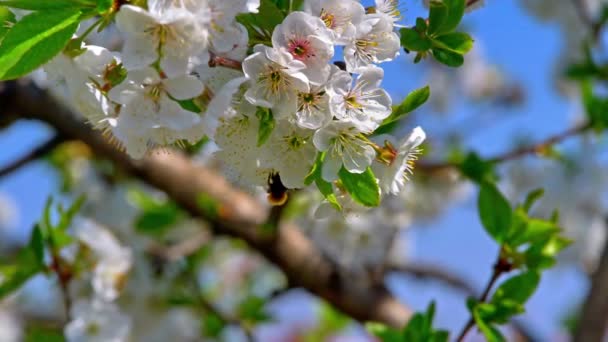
[288,38,315,61]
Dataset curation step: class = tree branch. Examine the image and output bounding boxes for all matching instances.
[389,262,538,342]
[574,224,608,342]
[0,135,64,179]
[3,80,411,328]
[418,122,592,173]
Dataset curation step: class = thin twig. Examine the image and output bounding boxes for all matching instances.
[208,54,243,71]
[0,135,64,179]
[456,255,513,342]
[389,262,537,341]
[418,122,592,173]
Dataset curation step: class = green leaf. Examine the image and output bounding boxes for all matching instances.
[201,313,225,338]
[478,182,512,243]
[431,47,464,67]
[402,301,448,342]
[0,0,92,10]
[135,204,182,236]
[0,9,81,80]
[255,107,275,146]
[428,0,448,36]
[0,6,15,41]
[338,167,380,207]
[459,152,496,183]
[0,226,46,299]
[433,32,473,54]
[522,188,544,212]
[473,309,506,342]
[380,85,430,127]
[524,236,572,270]
[305,153,342,210]
[510,218,559,246]
[438,0,466,34]
[238,296,272,324]
[400,27,432,52]
[366,322,402,342]
[492,271,540,305]
[237,0,284,44]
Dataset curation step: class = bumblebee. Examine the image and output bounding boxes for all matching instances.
[267,172,288,206]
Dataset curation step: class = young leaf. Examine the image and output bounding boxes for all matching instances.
[437,0,466,34]
[338,167,380,207]
[255,107,275,146]
[478,182,512,243]
[305,153,341,210]
[382,85,430,125]
[428,0,448,35]
[473,309,506,342]
[492,271,540,305]
[400,27,432,52]
[431,47,464,67]
[0,0,92,10]
[0,6,15,41]
[433,32,473,54]
[522,188,544,212]
[0,9,81,80]
[366,323,402,342]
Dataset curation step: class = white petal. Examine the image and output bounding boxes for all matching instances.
[163,75,204,100]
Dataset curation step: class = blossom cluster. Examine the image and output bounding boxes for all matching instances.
[44,0,426,207]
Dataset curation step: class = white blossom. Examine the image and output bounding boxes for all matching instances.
[242,45,310,118]
[107,68,206,158]
[372,127,425,195]
[272,11,334,85]
[343,14,400,71]
[304,0,365,44]
[65,299,131,342]
[327,65,392,132]
[313,121,376,181]
[115,3,208,77]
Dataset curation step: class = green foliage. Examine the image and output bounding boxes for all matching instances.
[458,152,497,183]
[478,182,512,243]
[25,325,65,342]
[400,0,472,67]
[0,0,119,80]
[304,152,341,210]
[0,6,15,42]
[581,80,608,131]
[201,313,225,338]
[238,296,272,325]
[0,9,81,80]
[237,0,285,45]
[376,85,430,134]
[465,186,572,340]
[338,167,381,207]
[255,107,276,146]
[0,197,84,300]
[0,225,45,299]
[367,302,448,342]
[303,303,350,342]
[128,189,184,236]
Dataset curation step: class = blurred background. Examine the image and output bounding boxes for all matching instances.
[1,0,607,341]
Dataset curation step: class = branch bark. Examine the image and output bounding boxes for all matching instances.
[574,229,608,342]
[3,80,411,328]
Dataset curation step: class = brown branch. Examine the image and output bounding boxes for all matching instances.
[418,122,592,173]
[574,227,608,342]
[4,80,411,328]
[208,54,243,71]
[0,135,64,179]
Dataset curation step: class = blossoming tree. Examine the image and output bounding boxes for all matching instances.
[0,0,606,341]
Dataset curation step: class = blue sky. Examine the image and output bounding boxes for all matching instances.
[0,1,589,339]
